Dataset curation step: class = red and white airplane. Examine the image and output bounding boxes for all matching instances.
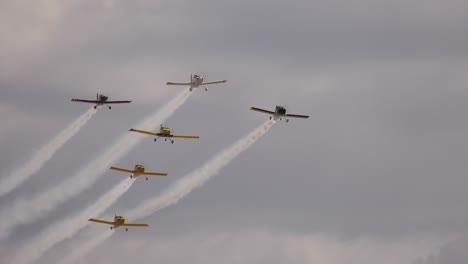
[166,74,227,91]
[71,93,131,109]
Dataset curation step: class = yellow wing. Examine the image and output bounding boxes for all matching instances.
[123,222,149,227]
[171,134,200,139]
[110,166,135,174]
[89,218,115,225]
[129,128,157,136]
[142,171,168,176]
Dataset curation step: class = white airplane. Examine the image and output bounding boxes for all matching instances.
[166,74,227,91]
[250,105,309,122]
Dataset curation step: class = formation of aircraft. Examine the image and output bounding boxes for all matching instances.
[71,93,131,109]
[250,105,309,122]
[129,124,199,144]
[166,74,227,91]
[70,75,308,233]
[88,215,148,231]
[110,164,168,180]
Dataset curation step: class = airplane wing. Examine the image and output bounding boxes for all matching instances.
[202,80,227,85]
[142,171,168,176]
[129,128,158,136]
[123,222,149,227]
[109,166,135,174]
[166,82,192,86]
[88,218,115,225]
[286,114,310,119]
[105,100,132,104]
[71,99,100,104]
[250,107,275,115]
[170,134,200,139]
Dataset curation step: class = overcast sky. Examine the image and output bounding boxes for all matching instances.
[1,0,468,263]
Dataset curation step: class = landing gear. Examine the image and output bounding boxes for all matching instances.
[108,105,112,110]
[94,105,97,109]
[154,138,157,142]
[204,87,208,91]
[189,87,193,92]
[286,119,289,122]
[130,175,133,179]
[269,116,272,120]
[171,140,174,144]
[110,227,113,230]
[146,177,148,180]
[125,228,128,232]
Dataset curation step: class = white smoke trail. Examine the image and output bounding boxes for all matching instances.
[0,107,97,197]
[61,230,112,264]
[60,120,275,263]
[0,90,191,240]
[11,178,135,264]
[127,119,275,219]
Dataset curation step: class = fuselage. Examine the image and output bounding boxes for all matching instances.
[158,126,172,136]
[190,75,204,88]
[272,105,287,120]
[95,95,108,105]
[132,165,145,178]
[113,216,125,228]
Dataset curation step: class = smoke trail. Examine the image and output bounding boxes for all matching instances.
[0,90,191,240]
[60,120,275,263]
[0,107,97,197]
[11,178,135,264]
[61,230,112,264]
[127,119,275,219]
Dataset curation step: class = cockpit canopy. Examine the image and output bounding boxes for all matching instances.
[100,95,109,101]
[275,105,287,115]
[193,75,201,79]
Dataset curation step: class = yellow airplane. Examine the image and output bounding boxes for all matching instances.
[110,164,168,180]
[89,215,148,232]
[129,124,199,144]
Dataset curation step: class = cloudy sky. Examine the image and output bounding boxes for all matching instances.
[1,0,468,263]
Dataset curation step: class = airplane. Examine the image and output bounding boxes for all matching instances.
[166,74,227,91]
[110,164,168,180]
[71,93,131,109]
[88,215,148,232]
[250,105,309,122]
[129,125,199,143]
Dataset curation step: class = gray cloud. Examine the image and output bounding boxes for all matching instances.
[1,0,468,263]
